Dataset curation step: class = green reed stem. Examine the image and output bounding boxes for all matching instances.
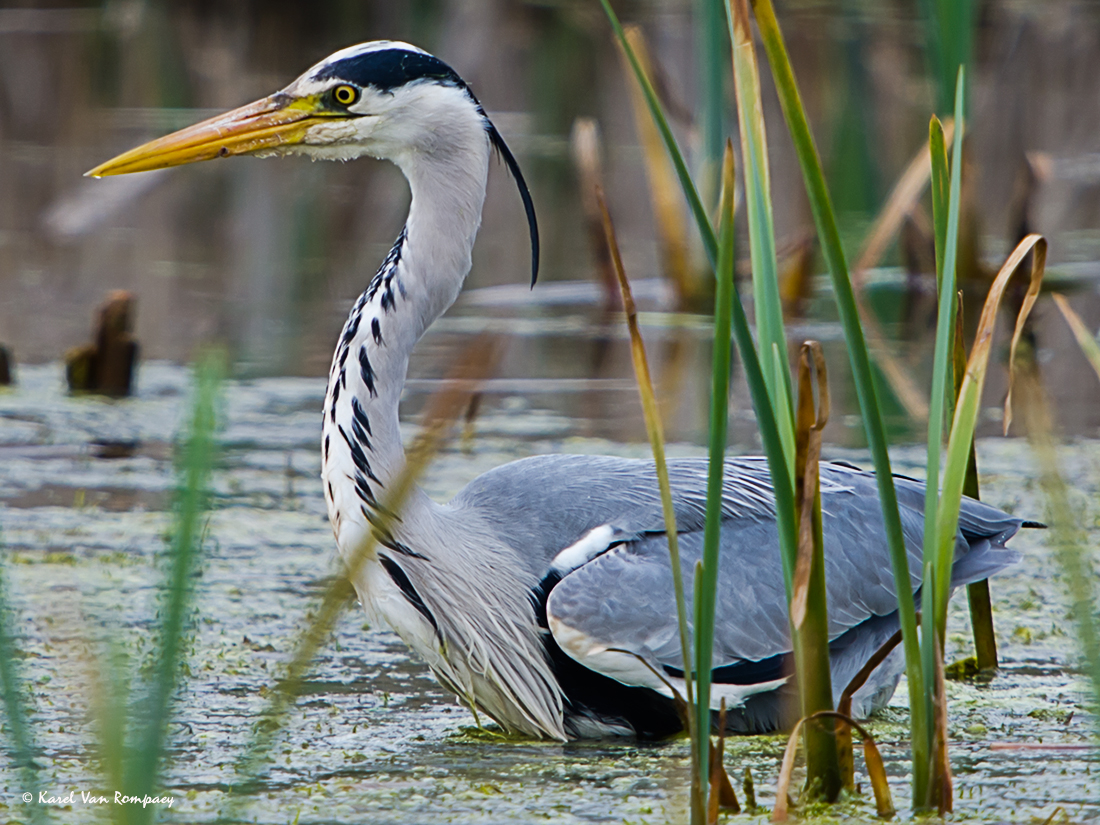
[600,0,798,590]
[728,0,795,479]
[750,0,928,799]
[694,162,737,795]
[0,543,49,825]
[125,349,224,824]
[924,72,965,645]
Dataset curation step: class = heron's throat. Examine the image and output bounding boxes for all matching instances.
[322,132,491,525]
[396,141,491,335]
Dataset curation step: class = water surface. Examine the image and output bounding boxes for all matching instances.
[0,362,1097,823]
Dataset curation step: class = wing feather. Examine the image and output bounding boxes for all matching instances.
[454,455,1025,687]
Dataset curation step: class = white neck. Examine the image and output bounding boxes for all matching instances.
[318,93,565,740]
[321,107,490,555]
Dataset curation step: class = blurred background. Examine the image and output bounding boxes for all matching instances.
[2,0,1100,446]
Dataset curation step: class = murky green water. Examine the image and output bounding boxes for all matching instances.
[3,0,1100,821]
[0,360,1097,824]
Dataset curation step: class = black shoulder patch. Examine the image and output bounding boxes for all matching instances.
[529,570,563,630]
[314,49,465,94]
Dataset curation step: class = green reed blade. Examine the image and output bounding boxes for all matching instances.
[749,0,928,797]
[924,69,965,646]
[599,0,797,595]
[929,117,949,296]
[1054,294,1100,386]
[0,545,50,825]
[920,0,973,116]
[91,644,130,812]
[729,0,795,480]
[694,156,737,795]
[126,349,224,821]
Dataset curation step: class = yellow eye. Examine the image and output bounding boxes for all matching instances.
[332,84,359,106]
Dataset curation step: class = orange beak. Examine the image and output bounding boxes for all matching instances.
[86,94,330,177]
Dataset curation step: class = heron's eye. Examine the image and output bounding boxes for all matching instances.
[332,84,360,107]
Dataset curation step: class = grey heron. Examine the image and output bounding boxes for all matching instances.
[88,41,1031,741]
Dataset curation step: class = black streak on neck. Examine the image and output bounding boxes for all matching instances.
[380,555,439,636]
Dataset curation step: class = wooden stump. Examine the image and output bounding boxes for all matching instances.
[66,291,138,396]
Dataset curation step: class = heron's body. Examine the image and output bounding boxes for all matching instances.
[90,41,1029,742]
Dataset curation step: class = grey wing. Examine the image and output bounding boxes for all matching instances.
[545,523,789,667]
[541,482,912,679]
[544,533,791,708]
[448,454,776,577]
[450,454,1024,685]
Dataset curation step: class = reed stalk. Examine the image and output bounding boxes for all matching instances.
[119,349,223,825]
[954,297,998,670]
[1018,367,1100,744]
[596,188,700,816]
[749,0,927,799]
[788,342,840,800]
[693,146,737,807]
[0,537,49,825]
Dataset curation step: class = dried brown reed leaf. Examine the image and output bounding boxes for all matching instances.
[596,185,696,722]
[773,711,895,821]
[707,699,740,822]
[617,26,698,308]
[1052,293,1100,387]
[772,717,803,822]
[834,614,919,790]
[951,233,1045,435]
[790,341,828,629]
[570,118,618,309]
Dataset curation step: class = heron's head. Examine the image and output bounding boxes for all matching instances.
[87,40,539,282]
